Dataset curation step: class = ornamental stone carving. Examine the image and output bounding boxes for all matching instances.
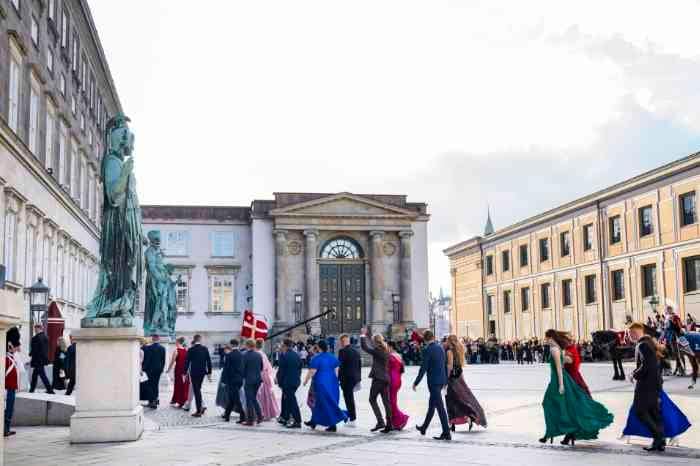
[287,240,302,256]
[382,241,397,257]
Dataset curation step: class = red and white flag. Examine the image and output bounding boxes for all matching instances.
[241,310,269,340]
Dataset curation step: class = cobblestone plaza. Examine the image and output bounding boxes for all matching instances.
[7,363,699,465]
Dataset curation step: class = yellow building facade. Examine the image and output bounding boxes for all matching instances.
[445,153,700,341]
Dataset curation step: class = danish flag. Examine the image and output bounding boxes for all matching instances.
[241,310,269,340]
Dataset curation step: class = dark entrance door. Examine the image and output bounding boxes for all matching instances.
[319,263,365,335]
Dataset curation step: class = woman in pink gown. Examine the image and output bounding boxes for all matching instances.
[256,340,280,421]
[387,342,409,430]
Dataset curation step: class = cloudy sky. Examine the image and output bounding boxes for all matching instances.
[88,0,700,295]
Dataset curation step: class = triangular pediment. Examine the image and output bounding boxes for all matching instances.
[270,193,417,218]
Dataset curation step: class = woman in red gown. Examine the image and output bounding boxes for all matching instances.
[558,334,590,397]
[168,337,190,408]
[387,342,409,430]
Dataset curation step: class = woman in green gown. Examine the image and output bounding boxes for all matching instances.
[540,330,614,446]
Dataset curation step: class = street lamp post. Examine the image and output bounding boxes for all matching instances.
[27,277,50,338]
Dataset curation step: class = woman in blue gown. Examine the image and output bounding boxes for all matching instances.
[302,340,348,432]
[622,390,691,446]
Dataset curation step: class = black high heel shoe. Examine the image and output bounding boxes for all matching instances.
[450,424,456,433]
[561,434,576,446]
[538,436,553,444]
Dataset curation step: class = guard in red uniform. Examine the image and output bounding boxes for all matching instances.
[5,341,19,437]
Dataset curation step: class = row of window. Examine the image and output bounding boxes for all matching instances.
[485,193,699,276]
[144,268,236,314]
[156,231,236,258]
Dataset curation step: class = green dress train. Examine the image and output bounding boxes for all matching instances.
[541,350,614,440]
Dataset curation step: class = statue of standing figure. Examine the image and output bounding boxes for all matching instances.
[83,114,144,327]
[143,230,179,337]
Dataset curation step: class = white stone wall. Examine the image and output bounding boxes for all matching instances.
[251,218,275,323]
[411,221,430,328]
[138,221,253,346]
[1,136,100,342]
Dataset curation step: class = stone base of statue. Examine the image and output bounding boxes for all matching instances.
[69,326,144,444]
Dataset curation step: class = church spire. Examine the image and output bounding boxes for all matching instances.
[484,205,494,236]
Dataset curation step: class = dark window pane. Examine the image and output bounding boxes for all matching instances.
[541,283,550,309]
[520,244,528,267]
[609,216,621,244]
[681,192,697,226]
[583,224,594,251]
[485,256,494,275]
[560,231,570,257]
[503,291,511,313]
[638,206,653,237]
[684,257,700,293]
[521,287,529,311]
[641,264,657,298]
[562,280,572,307]
[502,250,510,272]
[539,238,549,262]
[585,275,596,304]
[612,270,625,301]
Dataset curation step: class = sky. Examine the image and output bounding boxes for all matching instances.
[88,0,700,296]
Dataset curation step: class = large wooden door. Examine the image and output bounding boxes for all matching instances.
[320,263,365,335]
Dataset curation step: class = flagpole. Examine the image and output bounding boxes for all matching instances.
[266,308,335,340]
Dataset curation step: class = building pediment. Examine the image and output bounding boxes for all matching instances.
[269,193,418,219]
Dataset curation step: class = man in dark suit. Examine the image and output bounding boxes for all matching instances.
[184,334,212,417]
[29,324,54,394]
[360,328,392,433]
[413,330,450,441]
[222,339,245,423]
[338,333,361,427]
[629,322,665,452]
[142,334,166,409]
[276,338,303,428]
[242,339,263,425]
[64,336,76,396]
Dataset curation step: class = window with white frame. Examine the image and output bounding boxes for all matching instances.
[48,0,56,21]
[29,75,41,154]
[47,48,54,73]
[88,172,94,217]
[71,33,78,72]
[174,268,190,312]
[61,8,69,49]
[31,15,39,46]
[45,99,56,169]
[164,231,189,256]
[3,210,18,282]
[211,231,235,257]
[57,244,64,298]
[80,113,85,132]
[71,94,76,115]
[43,236,52,289]
[59,73,66,96]
[25,225,37,286]
[80,155,87,208]
[72,254,78,303]
[71,138,79,198]
[8,41,22,133]
[209,273,234,312]
[58,121,67,185]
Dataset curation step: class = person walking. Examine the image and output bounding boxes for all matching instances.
[142,334,166,409]
[222,339,246,423]
[628,322,666,452]
[184,334,213,418]
[360,328,393,433]
[29,324,54,394]
[276,338,303,428]
[255,339,280,421]
[52,337,69,391]
[303,340,347,432]
[413,330,451,441]
[167,337,190,408]
[556,331,591,397]
[387,342,409,431]
[5,340,19,437]
[64,336,77,396]
[242,339,264,426]
[540,329,613,446]
[445,335,487,432]
[338,334,361,427]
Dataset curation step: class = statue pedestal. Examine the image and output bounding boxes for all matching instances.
[69,327,144,444]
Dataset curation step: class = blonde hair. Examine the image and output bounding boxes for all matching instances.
[447,335,465,366]
[58,337,68,352]
[372,334,388,352]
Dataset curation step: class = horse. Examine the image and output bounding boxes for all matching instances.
[677,332,700,389]
[592,325,658,381]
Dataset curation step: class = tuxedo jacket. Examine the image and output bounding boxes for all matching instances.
[222,349,244,387]
[185,344,212,378]
[142,343,166,376]
[414,342,447,387]
[242,350,263,386]
[338,346,361,386]
[276,350,302,390]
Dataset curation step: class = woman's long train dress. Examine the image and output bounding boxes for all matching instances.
[541,352,614,440]
[622,390,691,442]
[388,353,409,430]
[308,352,348,427]
[445,353,487,428]
[257,351,281,420]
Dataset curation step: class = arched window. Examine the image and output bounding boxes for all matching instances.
[320,237,363,259]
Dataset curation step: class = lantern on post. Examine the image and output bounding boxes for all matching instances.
[27,277,50,337]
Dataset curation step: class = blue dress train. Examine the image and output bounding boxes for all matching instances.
[309,352,348,427]
[622,390,691,439]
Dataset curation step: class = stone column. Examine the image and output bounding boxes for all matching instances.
[369,231,385,331]
[304,230,321,335]
[273,230,289,326]
[399,231,414,325]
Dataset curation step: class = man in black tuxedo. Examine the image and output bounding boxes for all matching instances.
[413,330,450,441]
[276,339,302,428]
[629,322,665,452]
[222,339,245,423]
[338,334,361,426]
[185,334,212,417]
[242,339,263,425]
[64,336,76,396]
[142,334,166,409]
[29,324,54,394]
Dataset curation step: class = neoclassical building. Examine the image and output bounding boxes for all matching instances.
[141,192,430,345]
[445,152,700,341]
